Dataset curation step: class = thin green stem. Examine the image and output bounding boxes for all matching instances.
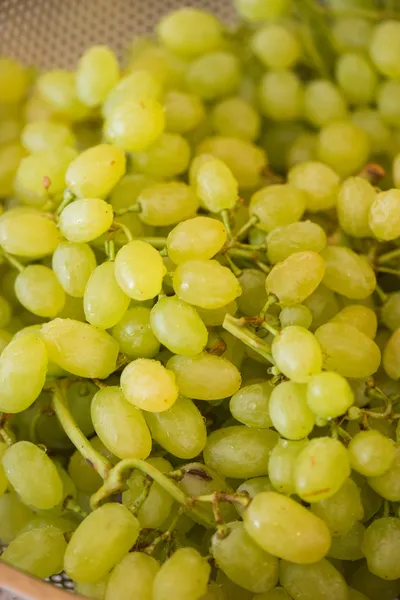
[377,247,400,265]
[236,242,267,251]
[255,260,271,274]
[225,253,242,277]
[105,239,115,261]
[192,491,251,509]
[220,209,233,240]
[375,283,388,304]
[223,314,274,364]
[135,237,168,250]
[114,203,142,216]
[261,321,278,336]
[1,251,24,273]
[227,215,259,246]
[376,267,400,277]
[260,295,278,319]
[113,221,133,243]
[56,189,75,215]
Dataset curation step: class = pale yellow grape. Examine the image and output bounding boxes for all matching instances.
[369,20,400,78]
[280,559,348,600]
[368,444,400,501]
[234,0,290,21]
[279,304,313,329]
[36,70,89,121]
[52,241,96,298]
[251,24,300,70]
[311,478,364,537]
[152,547,210,600]
[304,80,347,128]
[157,8,222,58]
[269,381,315,439]
[112,307,160,359]
[383,328,400,380]
[65,144,126,199]
[269,439,308,496]
[230,381,273,429]
[307,372,354,419]
[0,493,34,544]
[362,517,400,580]
[0,297,12,329]
[377,80,400,127]
[2,441,63,509]
[352,108,391,154]
[133,135,190,180]
[114,240,166,301]
[317,120,370,178]
[315,322,381,378]
[102,71,162,119]
[15,265,65,318]
[167,352,241,400]
[271,326,323,383]
[21,120,75,153]
[0,334,47,413]
[59,198,113,243]
[0,58,30,104]
[266,251,325,305]
[104,99,165,152]
[167,216,226,264]
[41,318,118,378]
[0,208,61,257]
[186,52,241,101]
[267,221,326,265]
[244,492,331,564]
[84,262,130,329]
[330,305,377,339]
[337,176,375,238]
[77,579,109,600]
[211,96,260,142]
[333,16,373,53]
[321,246,376,299]
[259,70,304,121]
[237,269,268,316]
[369,189,400,241]
[105,552,160,600]
[0,144,26,197]
[64,504,140,583]
[121,358,178,412]
[144,396,207,459]
[195,157,239,213]
[250,184,306,233]
[76,45,119,107]
[163,90,204,134]
[288,132,318,167]
[335,52,377,105]
[288,161,340,212]
[137,182,199,226]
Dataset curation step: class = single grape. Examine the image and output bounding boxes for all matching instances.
[377,80,400,127]
[152,547,210,600]
[102,71,162,119]
[348,430,395,477]
[304,79,347,128]
[288,131,318,167]
[310,478,364,536]
[351,108,391,154]
[350,563,400,600]
[307,372,354,419]
[194,156,238,213]
[250,183,306,232]
[331,304,377,339]
[267,221,327,265]
[76,45,119,108]
[369,189,400,241]
[131,133,191,179]
[370,20,400,78]
[280,559,348,600]
[268,438,308,495]
[15,265,65,318]
[0,208,61,258]
[104,98,165,152]
[77,579,109,600]
[105,552,160,600]
[157,8,222,58]
[279,304,313,329]
[137,182,199,226]
[269,381,315,439]
[21,120,75,153]
[229,381,273,429]
[114,240,167,301]
[84,261,129,329]
[0,492,34,544]
[362,517,400,580]
[321,246,376,299]
[328,521,365,561]
[266,251,325,305]
[259,70,303,122]
[335,52,377,105]
[120,358,178,412]
[317,120,370,178]
[271,326,323,383]
[251,24,300,70]
[112,306,160,359]
[52,241,97,298]
[164,90,205,134]
[288,161,340,213]
[36,70,89,121]
[333,16,373,53]
[186,52,241,101]
[59,198,113,243]
[167,216,226,265]
[211,96,260,142]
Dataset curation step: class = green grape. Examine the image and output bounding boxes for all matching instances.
[15,264,65,318]
[333,17,373,53]
[59,198,113,243]
[102,71,162,119]
[266,251,325,305]
[0,208,61,257]
[131,133,191,178]
[15,147,76,207]
[0,329,12,354]
[280,305,313,329]
[262,122,304,173]
[164,90,205,134]
[64,503,140,583]
[0,493,34,544]
[157,8,222,57]
[229,381,273,429]
[235,477,274,517]
[317,121,369,178]
[3,441,63,509]
[122,457,173,529]
[0,296,11,329]
[65,143,126,198]
[383,329,400,380]
[21,120,75,153]
[22,514,78,535]
[211,521,278,593]
[194,157,239,213]
[0,442,8,497]
[321,246,376,300]
[267,221,327,265]
[288,131,318,167]
[186,52,241,101]
[91,386,151,459]
[173,259,241,310]
[203,426,278,479]
[199,582,227,600]
[167,352,241,401]
[381,292,400,332]
[294,438,351,503]
[0,143,26,197]
[280,559,348,600]
[0,58,30,103]
[114,240,167,301]
[268,438,308,495]
[288,161,340,213]
[269,381,315,439]
[335,53,377,105]
[121,358,178,412]
[197,301,238,327]
[167,216,227,265]
[259,70,303,121]
[243,492,331,564]
[106,552,160,600]
[0,116,22,147]
[77,578,109,600]
[369,189,400,241]
[237,269,267,316]
[310,478,364,536]
[112,306,160,359]
[304,80,347,128]
[249,184,306,233]
[1,526,67,578]
[211,97,260,142]
[76,45,119,108]
[348,430,395,477]
[234,0,289,21]
[370,20,400,79]
[362,517,400,580]
[84,262,129,329]
[197,136,267,189]
[251,24,300,70]
[307,372,354,419]
[109,176,157,218]
[36,70,89,121]
[41,318,118,378]
[351,108,391,154]
[315,322,381,378]
[52,241,97,298]
[271,326,323,382]
[68,437,114,494]
[127,42,187,89]
[350,563,400,600]
[377,80,400,126]
[137,182,199,226]
[58,295,86,322]
[152,547,210,600]
[338,176,376,238]
[328,521,365,561]
[393,153,400,187]
[0,333,47,413]
[104,98,165,152]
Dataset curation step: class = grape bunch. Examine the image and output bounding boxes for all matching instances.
[1,0,400,599]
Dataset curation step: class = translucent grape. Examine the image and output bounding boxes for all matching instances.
[131,133,191,179]
[266,251,325,305]
[120,358,178,412]
[310,478,364,536]
[112,306,160,359]
[304,79,347,128]
[280,559,348,600]
[243,492,331,564]
[194,157,238,213]
[269,381,315,439]
[279,305,313,329]
[335,53,377,105]
[77,579,109,600]
[76,45,119,107]
[36,70,89,121]
[137,182,199,226]
[83,262,129,329]
[288,161,340,213]
[321,246,376,299]
[211,97,260,142]
[186,52,240,101]
[351,108,391,154]
[157,8,222,58]
[251,24,300,70]
[377,80,400,127]
[0,208,61,258]
[0,58,30,104]
[362,517,400,580]
[348,430,395,477]
[236,269,267,316]
[307,372,354,419]
[66,144,126,199]
[383,329,400,380]
[102,71,162,119]
[105,552,160,600]
[369,189,400,241]
[234,0,290,21]
[52,241,96,298]
[230,381,273,428]
[0,493,34,544]
[259,71,303,121]
[59,198,113,243]
[271,326,323,383]
[152,548,210,600]
[328,521,365,561]
[104,98,165,152]
[381,292,400,332]
[164,90,205,134]
[317,121,369,178]
[249,184,306,233]
[350,563,400,600]
[15,265,65,318]
[268,438,308,495]
[333,17,373,53]
[338,175,376,238]
[114,240,166,301]
[21,120,75,153]
[267,221,326,265]
[370,20,400,78]
[167,216,226,265]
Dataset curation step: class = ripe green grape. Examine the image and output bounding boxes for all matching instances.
[152,547,210,600]
[167,352,241,400]
[137,182,199,226]
[66,143,126,199]
[315,322,381,378]
[369,189,400,241]
[104,99,165,152]
[317,120,369,178]
[294,438,351,503]
[36,70,89,121]
[0,58,30,104]
[167,216,227,265]
[22,514,78,535]
[267,221,326,265]
[333,17,372,53]
[112,306,160,359]
[234,0,290,21]
[204,425,278,479]
[194,156,238,213]
[211,96,260,142]
[288,131,318,167]
[76,45,119,108]
[381,292,400,332]
[307,371,354,419]
[41,318,118,378]
[197,301,238,327]
[157,8,222,58]
[331,304,377,339]
[0,492,34,544]
[304,80,347,128]
[250,183,306,232]
[288,161,340,213]
[310,478,364,536]
[370,20,400,79]
[279,304,313,329]
[164,90,205,134]
[350,563,400,600]
[0,208,61,257]
[362,517,400,580]
[266,251,325,305]
[105,552,160,600]
[251,24,300,70]
[383,329,400,380]
[114,240,166,301]
[52,241,96,298]
[269,381,315,439]
[2,441,63,509]
[348,430,395,477]
[186,52,241,101]
[268,438,308,495]
[335,53,377,105]
[21,120,75,153]
[377,80,400,127]
[259,71,303,121]
[84,261,129,329]
[64,503,140,583]
[271,326,323,383]
[229,381,273,428]
[321,246,376,299]
[59,198,113,243]
[243,491,331,564]
[351,108,391,154]
[280,559,348,600]
[102,71,162,119]
[0,143,26,197]
[328,521,365,561]
[121,358,178,412]
[131,133,191,179]
[15,264,65,318]
[0,296,12,329]
[68,437,114,494]
[77,579,109,600]
[237,269,268,316]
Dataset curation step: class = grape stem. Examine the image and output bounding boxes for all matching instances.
[56,189,75,215]
[225,253,242,277]
[0,414,14,447]
[142,509,181,555]
[225,215,259,248]
[223,314,274,364]
[376,266,400,277]
[375,284,388,304]
[220,209,233,239]
[135,237,168,249]
[377,247,400,265]
[114,203,141,216]
[0,250,24,273]
[51,380,111,480]
[192,491,251,510]
[112,220,133,243]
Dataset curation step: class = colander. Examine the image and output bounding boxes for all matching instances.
[0,1,235,598]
